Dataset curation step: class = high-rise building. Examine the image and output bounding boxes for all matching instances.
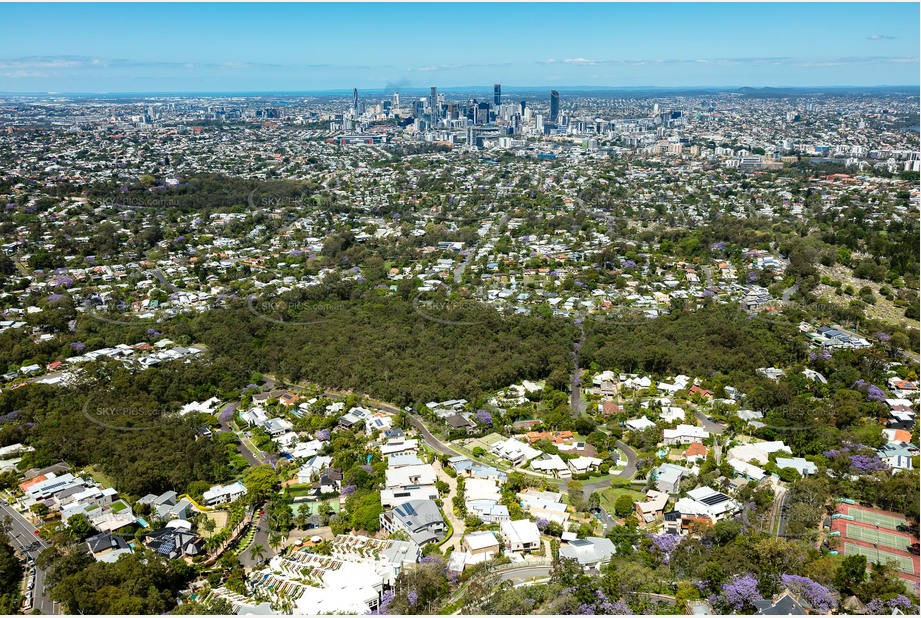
[353,88,359,112]
[549,90,560,124]
[430,87,438,124]
[494,84,501,107]
[520,100,526,116]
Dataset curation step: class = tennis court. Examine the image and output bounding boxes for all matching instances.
[844,543,917,575]
[845,523,911,549]
[847,508,907,530]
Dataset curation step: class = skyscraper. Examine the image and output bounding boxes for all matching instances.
[549,90,560,124]
[430,86,438,124]
[352,88,359,112]
[494,84,501,107]
[520,100,526,116]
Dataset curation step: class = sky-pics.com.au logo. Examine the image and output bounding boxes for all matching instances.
[99,195,182,218]
[247,189,315,210]
[246,295,351,327]
[82,397,178,431]
[413,285,487,327]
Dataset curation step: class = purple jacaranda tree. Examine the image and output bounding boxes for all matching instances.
[780,575,836,612]
[316,428,331,441]
[341,484,357,497]
[720,574,762,611]
[474,410,493,426]
[849,454,888,473]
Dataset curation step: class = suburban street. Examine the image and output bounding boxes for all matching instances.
[1,501,55,614]
[497,564,552,583]
[238,512,275,568]
[694,410,726,435]
[407,414,461,457]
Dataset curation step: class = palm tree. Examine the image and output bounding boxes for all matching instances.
[269,532,285,555]
[248,543,266,564]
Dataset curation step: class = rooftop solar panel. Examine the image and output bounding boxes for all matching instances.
[700,493,729,506]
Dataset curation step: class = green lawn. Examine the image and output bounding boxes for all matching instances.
[85,465,116,489]
[289,500,341,515]
[597,486,645,514]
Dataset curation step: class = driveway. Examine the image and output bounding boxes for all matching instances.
[432,460,465,552]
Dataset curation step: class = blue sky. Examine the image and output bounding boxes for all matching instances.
[0,2,918,92]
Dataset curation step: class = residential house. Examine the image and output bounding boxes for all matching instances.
[727,458,767,482]
[625,416,656,431]
[467,501,510,523]
[462,531,500,562]
[672,487,739,527]
[567,456,602,475]
[634,490,670,524]
[86,532,131,562]
[385,464,437,490]
[559,537,616,571]
[752,589,807,615]
[380,438,418,459]
[727,441,791,466]
[365,412,392,434]
[877,442,918,471]
[263,417,293,437]
[380,485,439,509]
[518,489,569,525]
[652,463,692,494]
[379,500,446,546]
[491,437,542,465]
[142,528,203,559]
[663,424,709,445]
[298,456,333,484]
[203,481,248,506]
[530,453,571,478]
[445,414,476,434]
[386,453,424,469]
[499,519,541,553]
[775,457,818,477]
[319,468,343,494]
[684,442,708,464]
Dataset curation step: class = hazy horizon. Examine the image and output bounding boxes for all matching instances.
[1,2,918,93]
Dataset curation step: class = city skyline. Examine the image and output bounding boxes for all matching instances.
[0,2,919,93]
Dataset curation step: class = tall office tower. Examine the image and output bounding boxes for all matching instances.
[353,88,359,112]
[430,86,438,123]
[478,102,490,124]
[520,100,526,116]
[393,92,400,109]
[549,90,560,124]
[494,83,501,106]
